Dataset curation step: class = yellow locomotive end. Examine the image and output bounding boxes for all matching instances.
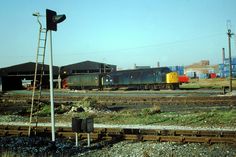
[166,72,179,84]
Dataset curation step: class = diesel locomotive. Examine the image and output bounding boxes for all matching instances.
[64,67,179,90]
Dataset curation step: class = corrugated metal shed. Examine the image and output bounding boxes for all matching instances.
[0,62,59,76]
[0,62,60,91]
[61,60,117,75]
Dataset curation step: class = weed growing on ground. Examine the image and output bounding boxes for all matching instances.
[90,108,236,127]
[73,97,97,109]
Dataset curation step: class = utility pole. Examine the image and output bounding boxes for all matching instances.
[227,29,234,92]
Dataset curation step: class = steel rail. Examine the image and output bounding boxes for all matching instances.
[0,125,235,144]
[1,95,236,104]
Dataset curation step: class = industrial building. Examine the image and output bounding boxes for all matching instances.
[168,66,184,76]
[61,61,117,76]
[218,57,236,78]
[0,62,59,91]
[0,60,117,91]
[184,60,218,79]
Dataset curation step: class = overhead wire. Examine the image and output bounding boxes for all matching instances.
[54,32,224,57]
[0,32,225,59]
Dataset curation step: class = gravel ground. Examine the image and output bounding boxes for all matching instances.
[0,137,235,157]
[1,117,236,157]
[0,136,84,156]
[0,118,236,156]
[78,141,236,157]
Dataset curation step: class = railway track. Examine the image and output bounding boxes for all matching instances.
[1,94,236,106]
[0,125,235,144]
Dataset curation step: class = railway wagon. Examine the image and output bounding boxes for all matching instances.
[66,73,102,90]
[102,67,179,90]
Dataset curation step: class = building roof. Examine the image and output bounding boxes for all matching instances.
[0,60,117,76]
[61,60,116,70]
[61,60,117,75]
[0,62,59,76]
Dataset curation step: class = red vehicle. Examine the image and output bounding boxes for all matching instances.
[178,75,189,84]
[62,78,68,89]
[210,73,217,79]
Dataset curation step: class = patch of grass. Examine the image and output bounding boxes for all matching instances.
[206,109,236,126]
[0,115,28,122]
[180,84,200,89]
[141,106,161,116]
[37,105,51,116]
[181,78,236,89]
[6,102,234,128]
[74,112,93,119]
[54,108,236,128]
[91,109,236,127]
[73,97,96,108]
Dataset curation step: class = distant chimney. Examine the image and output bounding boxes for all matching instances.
[157,61,160,67]
[222,48,225,64]
[134,64,136,69]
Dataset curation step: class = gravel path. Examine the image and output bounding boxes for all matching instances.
[78,141,236,157]
[0,122,236,131]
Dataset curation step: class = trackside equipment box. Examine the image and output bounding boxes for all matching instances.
[72,117,94,133]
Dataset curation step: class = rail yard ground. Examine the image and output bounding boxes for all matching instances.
[180,78,236,89]
[0,78,236,156]
[1,90,236,128]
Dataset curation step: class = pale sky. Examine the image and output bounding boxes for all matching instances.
[0,0,236,69]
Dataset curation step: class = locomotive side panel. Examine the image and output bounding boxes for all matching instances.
[67,67,180,90]
[102,67,175,89]
[67,74,101,89]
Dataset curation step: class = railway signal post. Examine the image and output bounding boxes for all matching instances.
[46,9,66,142]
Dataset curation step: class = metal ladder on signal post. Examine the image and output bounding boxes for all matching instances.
[28,14,47,136]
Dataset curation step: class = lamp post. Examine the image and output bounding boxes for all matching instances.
[227,29,234,92]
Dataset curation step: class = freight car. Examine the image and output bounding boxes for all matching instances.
[64,67,180,90]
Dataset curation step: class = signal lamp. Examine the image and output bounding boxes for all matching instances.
[46,9,66,31]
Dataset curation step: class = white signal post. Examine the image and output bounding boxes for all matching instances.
[45,9,66,142]
[49,30,55,141]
